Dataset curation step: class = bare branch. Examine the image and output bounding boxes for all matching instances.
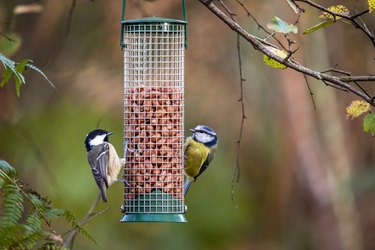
[63,192,103,248]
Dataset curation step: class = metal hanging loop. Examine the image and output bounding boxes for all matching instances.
[120,0,188,48]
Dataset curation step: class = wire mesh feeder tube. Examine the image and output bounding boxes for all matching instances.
[121,18,187,223]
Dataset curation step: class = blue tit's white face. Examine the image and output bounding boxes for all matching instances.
[191,125,218,148]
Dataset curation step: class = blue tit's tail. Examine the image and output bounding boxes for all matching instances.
[184,179,192,197]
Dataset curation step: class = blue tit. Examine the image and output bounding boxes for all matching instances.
[84,129,126,202]
[184,125,218,196]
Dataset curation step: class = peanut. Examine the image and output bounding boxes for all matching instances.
[123,87,184,200]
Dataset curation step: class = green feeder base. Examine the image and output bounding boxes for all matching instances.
[120,190,187,223]
[121,213,187,223]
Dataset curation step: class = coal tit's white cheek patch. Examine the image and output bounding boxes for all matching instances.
[89,134,107,146]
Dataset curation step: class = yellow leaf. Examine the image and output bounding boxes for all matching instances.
[369,0,375,13]
[346,100,371,119]
[13,4,43,15]
[319,5,350,20]
[263,47,288,69]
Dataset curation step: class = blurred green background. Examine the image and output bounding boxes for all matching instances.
[1,0,375,249]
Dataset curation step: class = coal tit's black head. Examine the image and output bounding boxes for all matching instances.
[84,129,113,152]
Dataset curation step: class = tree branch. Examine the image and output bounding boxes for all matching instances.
[63,192,103,249]
[294,0,375,46]
[198,0,375,105]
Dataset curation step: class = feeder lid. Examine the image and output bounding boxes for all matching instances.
[121,16,187,25]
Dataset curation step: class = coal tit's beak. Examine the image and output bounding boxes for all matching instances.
[107,132,114,136]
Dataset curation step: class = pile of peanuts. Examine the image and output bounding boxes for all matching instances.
[123,87,184,200]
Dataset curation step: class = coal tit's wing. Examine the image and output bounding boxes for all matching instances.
[95,143,109,188]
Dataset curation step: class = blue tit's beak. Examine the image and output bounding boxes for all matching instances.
[107,132,114,136]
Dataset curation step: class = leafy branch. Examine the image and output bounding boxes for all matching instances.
[198,0,375,196]
[198,0,375,103]
[0,53,56,96]
[294,0,375,46]
[0,160,98,249]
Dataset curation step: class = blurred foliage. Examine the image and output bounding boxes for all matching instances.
[0,32,21,56]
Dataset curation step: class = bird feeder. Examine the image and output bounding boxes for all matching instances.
[120,0,187,223]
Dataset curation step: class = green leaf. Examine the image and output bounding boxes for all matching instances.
[13,59,30,97]
[267,16,298,34]
[363,113,375,136]
[14,75,22,97]
[0,67,12,87]
[0,53,55,96]
[369,0,375,13]
[0,160,17,177]
[0,182,24,227]
[0,32,22,57]
[303,20,335,35]
[16,59,31,75]
[63,210,101,247]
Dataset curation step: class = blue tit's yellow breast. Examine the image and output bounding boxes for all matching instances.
[184,137,210,180]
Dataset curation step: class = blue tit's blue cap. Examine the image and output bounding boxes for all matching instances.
[191,125,216,135]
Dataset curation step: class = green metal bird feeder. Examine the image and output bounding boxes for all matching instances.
[120,0,187,223]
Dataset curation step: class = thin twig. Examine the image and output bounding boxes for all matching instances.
[303,74,316,110]
[234,0,287,51]
[218,0,245,209]
[63,192,102,248]
[65,0,77,41]
[0,31,17,42]
[321,68,372,99]
[47,0,78,66]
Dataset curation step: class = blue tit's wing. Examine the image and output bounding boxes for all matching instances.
[194,150,215,180]
[95,143,109,188]
[184,137,211,180]
[183,137,191,160]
